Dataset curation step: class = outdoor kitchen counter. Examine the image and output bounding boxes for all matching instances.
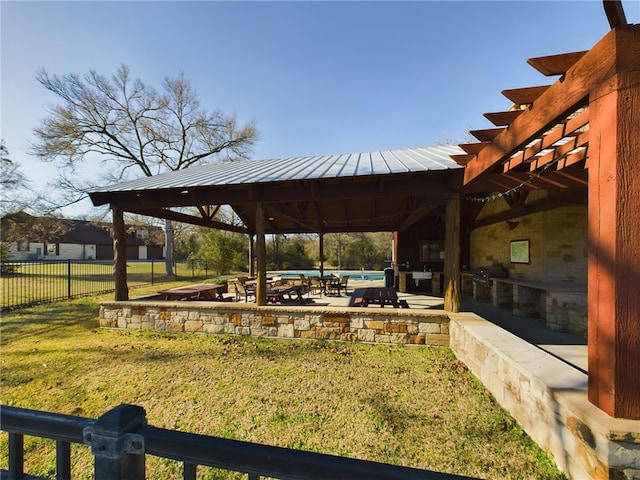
[464,276,588,337]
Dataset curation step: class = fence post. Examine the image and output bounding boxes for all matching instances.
[84,404,146,480]
[151,259,154,285]
[67,260,72,299]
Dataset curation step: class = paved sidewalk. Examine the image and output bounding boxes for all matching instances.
[307,279,588,373]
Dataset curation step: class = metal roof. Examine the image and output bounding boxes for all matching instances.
[89,145,464,194]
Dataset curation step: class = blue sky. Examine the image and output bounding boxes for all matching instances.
[2,1,638,216]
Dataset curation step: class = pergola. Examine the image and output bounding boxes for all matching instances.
[454,6,639,420]
[89,2,639,420]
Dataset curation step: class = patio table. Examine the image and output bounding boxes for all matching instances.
[349,287,400,308]
[158,284,225,301]
[266,285,306,304]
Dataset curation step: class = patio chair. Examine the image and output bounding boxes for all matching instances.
[309,276,323,296]
[233,280,256,302]
[299,274,311,295]
[327,275,349,296]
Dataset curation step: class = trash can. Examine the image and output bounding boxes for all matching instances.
[384,267,394,288]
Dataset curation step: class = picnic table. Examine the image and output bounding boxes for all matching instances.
[266,284,306,304]
[158,284,226,301]
[349,287,405,308]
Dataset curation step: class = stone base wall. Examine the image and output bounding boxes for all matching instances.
[546,291,588,337]
[449,312,640,480]
[99,300,450,346]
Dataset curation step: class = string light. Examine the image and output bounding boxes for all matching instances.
[463,154,570,203]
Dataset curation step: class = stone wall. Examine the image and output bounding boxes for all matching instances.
[99,300,450,346]
[470,190,587,284]
[449,312,640,480]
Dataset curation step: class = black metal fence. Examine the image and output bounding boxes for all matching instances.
[0,404,473,480]
[0,259,213,311]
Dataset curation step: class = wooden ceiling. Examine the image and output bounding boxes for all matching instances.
[96,169,462,235]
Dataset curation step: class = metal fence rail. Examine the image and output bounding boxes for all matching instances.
[0,260,212,310]
[1,404,474,480]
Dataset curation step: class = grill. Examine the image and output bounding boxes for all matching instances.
[471,266,506,285]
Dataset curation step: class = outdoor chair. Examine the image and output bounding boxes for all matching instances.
[234,280,256,302]
[299,274,311,295]
[327,275,349,296]
[309,276,323,296]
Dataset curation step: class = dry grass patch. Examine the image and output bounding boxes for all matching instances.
[0,287,565,479]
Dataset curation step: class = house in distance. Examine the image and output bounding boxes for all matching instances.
[1,212,165,261]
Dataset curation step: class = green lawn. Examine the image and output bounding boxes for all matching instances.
[0,284,565,479]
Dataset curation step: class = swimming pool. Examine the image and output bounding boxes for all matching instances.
[269,269,384,281]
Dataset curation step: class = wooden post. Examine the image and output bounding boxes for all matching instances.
[443,192,461,312]
[112,208,129,301]
[255,202,267,306]
[248,235,255,277]
[588,65,640,419]
[318,233,324,277]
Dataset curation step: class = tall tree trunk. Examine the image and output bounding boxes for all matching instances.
[164,218,174,277]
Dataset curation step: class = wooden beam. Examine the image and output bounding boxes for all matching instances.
[604,0,628,28]
[459,142,490,155]
[501,85,551,105]
[255,202,267,306]
[126,207,249,234]
[471,189,587,229]
[588,69,640,419]
[483,110,523,126]
[444,192,461,312]
[464,26,638,185]
[398,198,439,231]
[469,128,505,142]
[527,51,588,76]
[451,154,474,165]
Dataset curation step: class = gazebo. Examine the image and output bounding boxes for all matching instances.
[89,145,465,306]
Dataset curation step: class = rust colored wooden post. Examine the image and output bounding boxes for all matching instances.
[255,202,267,306]
[112,207,129,301]
[444,191,461,312]
[588,53,640,418]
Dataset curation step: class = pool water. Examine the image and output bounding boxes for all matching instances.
[269,269,384,281]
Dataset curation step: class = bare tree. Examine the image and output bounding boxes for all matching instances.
[31,64,259,274]
[0,141,32,216]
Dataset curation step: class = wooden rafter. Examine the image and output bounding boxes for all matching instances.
[128,207,248,234]
[463,27,635,186]
[469,128,505,142]
[501,85,551,105]
[196,204,221,220]
[483,110,524,126]
[527,51,588,76]
[459,142,491,155]
[604,0,628,28]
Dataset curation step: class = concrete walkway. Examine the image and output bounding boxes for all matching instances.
[307,278,588,373]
